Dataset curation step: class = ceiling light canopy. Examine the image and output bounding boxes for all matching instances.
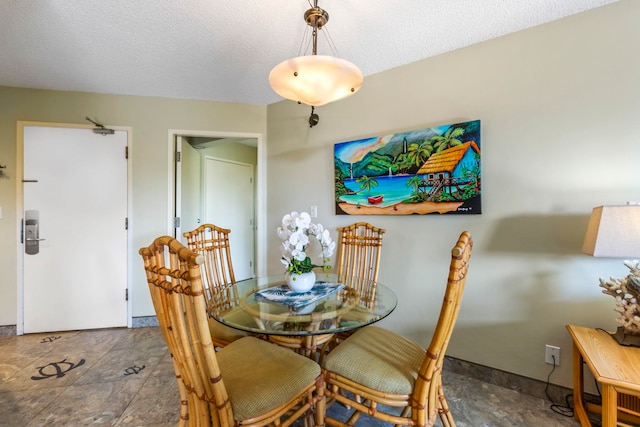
[269,1,363,107]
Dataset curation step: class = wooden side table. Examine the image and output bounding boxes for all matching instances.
[566,324,640,426]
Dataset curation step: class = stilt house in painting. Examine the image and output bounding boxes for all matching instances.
[416,141,480,200]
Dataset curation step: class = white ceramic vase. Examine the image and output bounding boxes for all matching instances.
[285,271,316,293]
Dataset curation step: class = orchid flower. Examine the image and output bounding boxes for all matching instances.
[278,210,335,274]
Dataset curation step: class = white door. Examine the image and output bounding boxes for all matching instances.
[204,157,254,280]
[22,125,128,333]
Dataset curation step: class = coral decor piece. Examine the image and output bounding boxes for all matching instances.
[600,260,640,335]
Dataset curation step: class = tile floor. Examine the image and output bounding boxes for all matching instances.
[0,327,582,426]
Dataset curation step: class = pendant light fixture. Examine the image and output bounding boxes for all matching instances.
[269,1,363,107]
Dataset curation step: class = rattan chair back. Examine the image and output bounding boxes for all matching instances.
[335,222,385,282]
[184,224,237,308]
[335,222,385,310]
[323,231,473,427]
[412,230,472,425]
[140,236,325,427]
[139,236,231,426]
[184,224,246,348]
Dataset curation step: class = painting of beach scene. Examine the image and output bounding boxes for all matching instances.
[334,120,481,215]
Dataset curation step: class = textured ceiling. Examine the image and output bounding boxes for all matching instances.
[0,0,619,106]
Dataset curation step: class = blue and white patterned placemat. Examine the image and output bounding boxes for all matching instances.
[255,281,344,309]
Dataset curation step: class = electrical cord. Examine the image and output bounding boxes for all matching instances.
[545,347,604,426]
[550,328,625,427]
[545,354,575,418]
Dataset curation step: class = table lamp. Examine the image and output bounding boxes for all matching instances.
[582,204,640,346]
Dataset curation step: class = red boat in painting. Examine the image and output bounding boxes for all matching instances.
[367,195,384,205]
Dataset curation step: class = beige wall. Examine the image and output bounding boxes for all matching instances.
[0,0,637,391]
[0,88,266,324]
[266,0,639,389]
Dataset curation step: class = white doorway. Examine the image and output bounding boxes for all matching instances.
[18,123,130,334]
[169,130,266,278]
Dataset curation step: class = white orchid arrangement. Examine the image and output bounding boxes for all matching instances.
[277,211,335,275]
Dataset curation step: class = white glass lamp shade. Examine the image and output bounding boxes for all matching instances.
[582,205,640,257]
[269,55,363,107]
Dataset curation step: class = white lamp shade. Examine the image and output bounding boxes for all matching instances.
[582,205,640,257]
[269,55,363,107]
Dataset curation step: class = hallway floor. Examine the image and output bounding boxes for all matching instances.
[0,327,581,426]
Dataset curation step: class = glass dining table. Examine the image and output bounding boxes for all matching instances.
[209,274,397,357]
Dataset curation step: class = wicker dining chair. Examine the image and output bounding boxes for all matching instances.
[322,231,473,427]
[335,222,385,286]
[139,236,325,427]
[332,222,385,343]
[184,224,248,348]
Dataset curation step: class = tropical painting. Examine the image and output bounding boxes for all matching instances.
[334,120,481,215]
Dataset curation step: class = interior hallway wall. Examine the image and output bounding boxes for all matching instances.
[266,0,639,389]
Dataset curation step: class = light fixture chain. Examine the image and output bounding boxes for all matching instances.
[298,21,312,57]
[322,26,341,58]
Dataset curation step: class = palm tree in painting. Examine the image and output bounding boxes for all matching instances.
[406,175,422,195]
[406,140,434,167]
[429,127,465,153]
[391,153,410,175]
[356,175,379,194]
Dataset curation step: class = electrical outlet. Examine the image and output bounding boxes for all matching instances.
[310,205,318,218]
[545,345,560,365]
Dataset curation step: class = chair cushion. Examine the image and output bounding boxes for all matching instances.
[323,326,424,395]
[217,336,321,421]
[208,317,248,342]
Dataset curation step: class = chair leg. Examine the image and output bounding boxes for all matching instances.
[438,385,455,427]
[315,377,326,427]
[318,338,335,365]
[171,358,189,427]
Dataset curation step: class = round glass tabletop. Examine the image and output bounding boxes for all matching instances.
[209,274,397,336]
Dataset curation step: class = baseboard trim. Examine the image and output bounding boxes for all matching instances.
[0,325,17,336]
[132,316,159,328]
[444,355,572,403]
[0,316,158,335]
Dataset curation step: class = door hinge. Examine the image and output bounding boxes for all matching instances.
[175,151,181,162]
[125,218,128,230]
[125,146,128,159]
[173,217,181,228]
[125,289,129,301]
